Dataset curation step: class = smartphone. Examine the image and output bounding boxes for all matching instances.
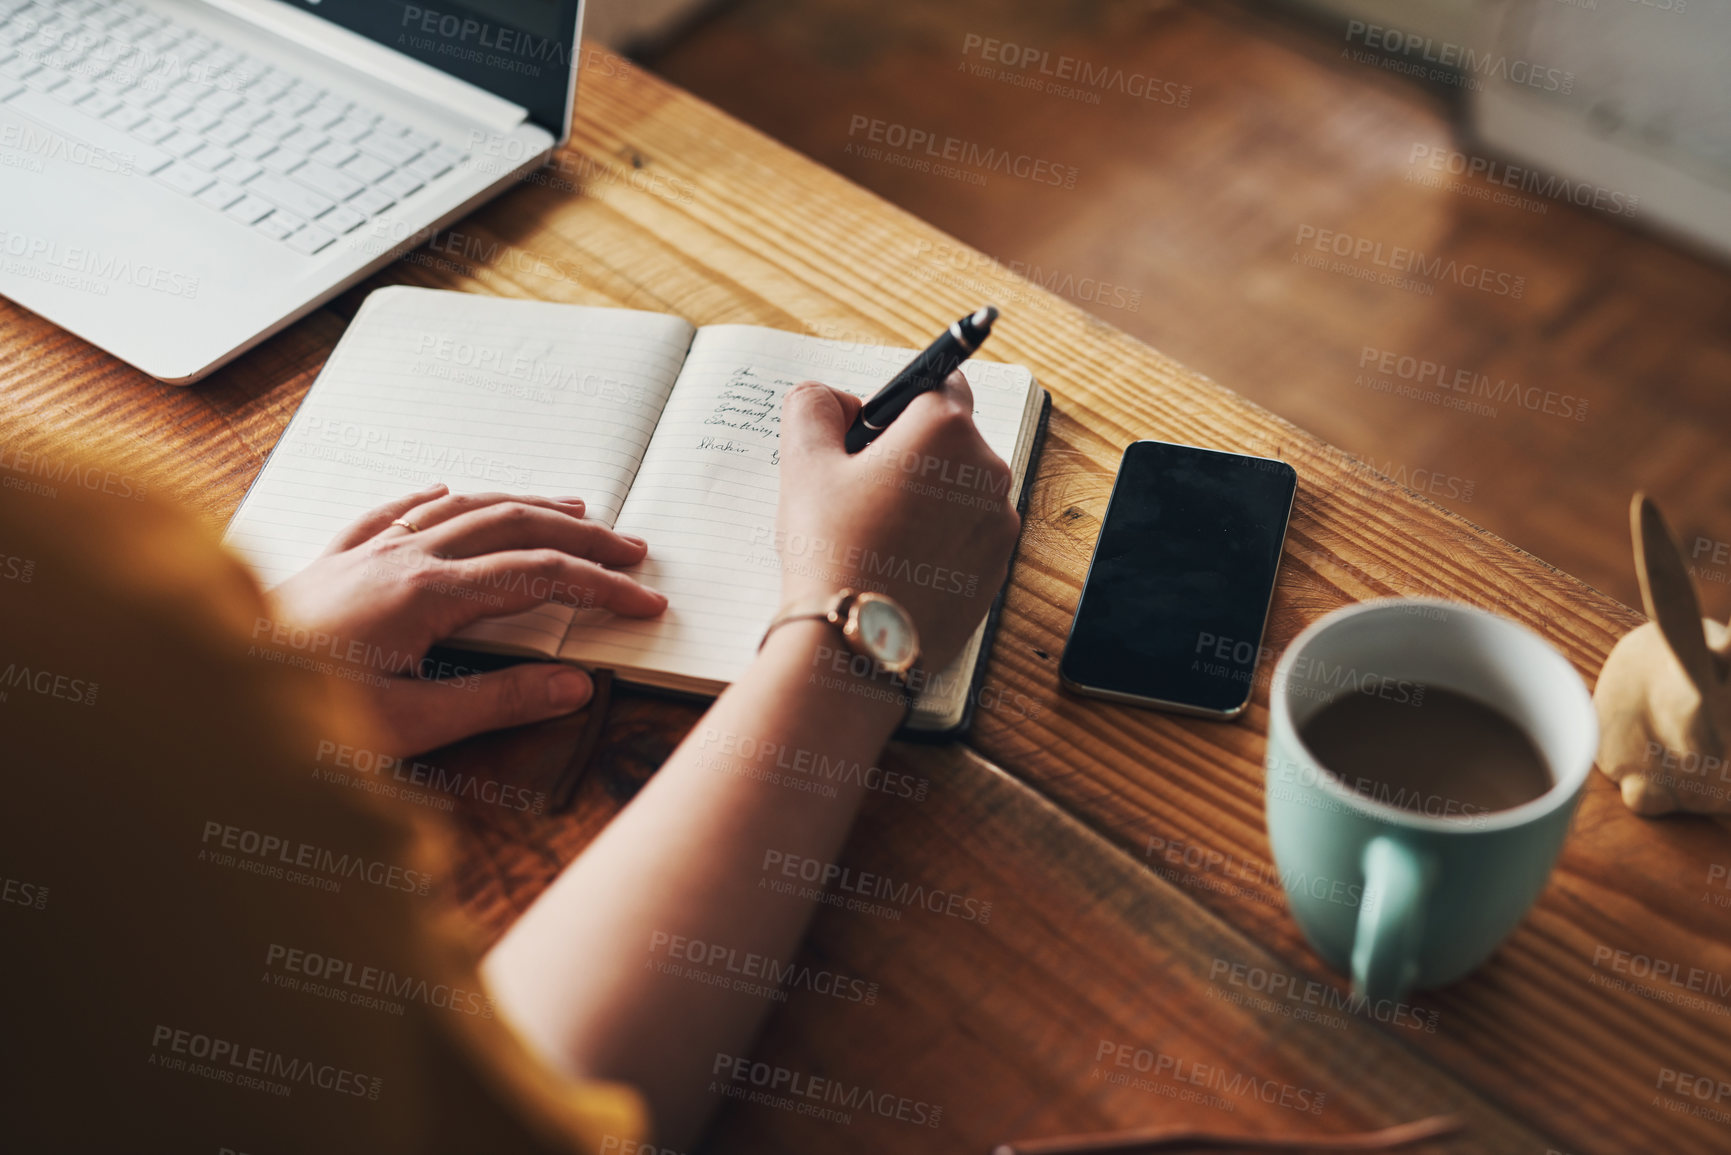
[1059,440,1298,719]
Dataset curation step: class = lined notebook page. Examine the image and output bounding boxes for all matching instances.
[225,286,694,656]
[560,324,1036,725]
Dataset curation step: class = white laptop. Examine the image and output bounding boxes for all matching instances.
[0,0,582,382]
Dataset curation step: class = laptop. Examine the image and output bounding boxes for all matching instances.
[0,0,583,382]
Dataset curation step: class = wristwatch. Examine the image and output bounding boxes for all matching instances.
[760,588,922,683]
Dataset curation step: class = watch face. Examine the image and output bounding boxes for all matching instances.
[854,595,918,670]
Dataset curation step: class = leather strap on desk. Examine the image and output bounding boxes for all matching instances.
[993,1113,1462,1155]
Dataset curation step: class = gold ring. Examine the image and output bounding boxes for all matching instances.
[390,518,422,534]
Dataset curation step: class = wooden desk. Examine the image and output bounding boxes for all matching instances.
[3,46,1725,1155]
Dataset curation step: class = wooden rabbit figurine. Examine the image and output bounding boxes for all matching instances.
[1593,493,1731,815]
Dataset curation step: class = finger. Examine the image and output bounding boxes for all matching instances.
[880,370,988,458]
[780,380,857,459]
[870,374,1011,508]
[392,491,589,537]
[323,484,448,555]
[935,367,974,413]
[830,387,864,425]
[413,550,667,634]
[895,368,975,428]
[374,664,594,755]
[417,502,650,566]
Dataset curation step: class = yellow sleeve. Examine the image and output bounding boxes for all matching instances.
[0,444,648,1154]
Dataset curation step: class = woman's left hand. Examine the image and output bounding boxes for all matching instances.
[266,484,667,755]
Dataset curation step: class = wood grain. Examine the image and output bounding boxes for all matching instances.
[705,744,1561,1154]
[1,42,1723,1155]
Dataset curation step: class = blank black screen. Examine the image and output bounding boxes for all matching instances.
[287,0,580,134]
[1060,441,1296,714]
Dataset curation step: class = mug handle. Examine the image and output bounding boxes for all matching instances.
[1351,836,1433,1003]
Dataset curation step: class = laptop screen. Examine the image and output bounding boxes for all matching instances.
[286,0,582,136]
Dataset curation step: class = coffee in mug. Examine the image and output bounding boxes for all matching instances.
[1298,686,1553,819]
[1264,599,1598,1003]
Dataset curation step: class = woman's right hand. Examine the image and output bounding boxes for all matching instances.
[773,372,1021,672]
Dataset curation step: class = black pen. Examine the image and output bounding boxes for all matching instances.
[844,305,999,453]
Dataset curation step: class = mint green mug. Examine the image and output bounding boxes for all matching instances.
[1264,599,1598,1003]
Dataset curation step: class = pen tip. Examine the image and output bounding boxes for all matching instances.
[972,305,999,329]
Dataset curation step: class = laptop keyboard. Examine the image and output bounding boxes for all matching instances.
[0,0,467,256]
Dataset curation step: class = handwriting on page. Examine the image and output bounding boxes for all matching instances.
[699,369,789,459]
[696,436,753,457]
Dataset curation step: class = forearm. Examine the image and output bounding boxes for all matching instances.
[482,620,904,1148]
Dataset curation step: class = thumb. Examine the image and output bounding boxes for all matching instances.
[780,380,861,458]
[374,664,594,755]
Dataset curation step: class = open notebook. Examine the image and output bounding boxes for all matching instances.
[226,287,1049,736]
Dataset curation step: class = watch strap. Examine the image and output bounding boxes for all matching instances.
[759,590,920,718]
[758,589,851,650]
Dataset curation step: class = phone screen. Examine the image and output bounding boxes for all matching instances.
[1059,440,1297,717]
